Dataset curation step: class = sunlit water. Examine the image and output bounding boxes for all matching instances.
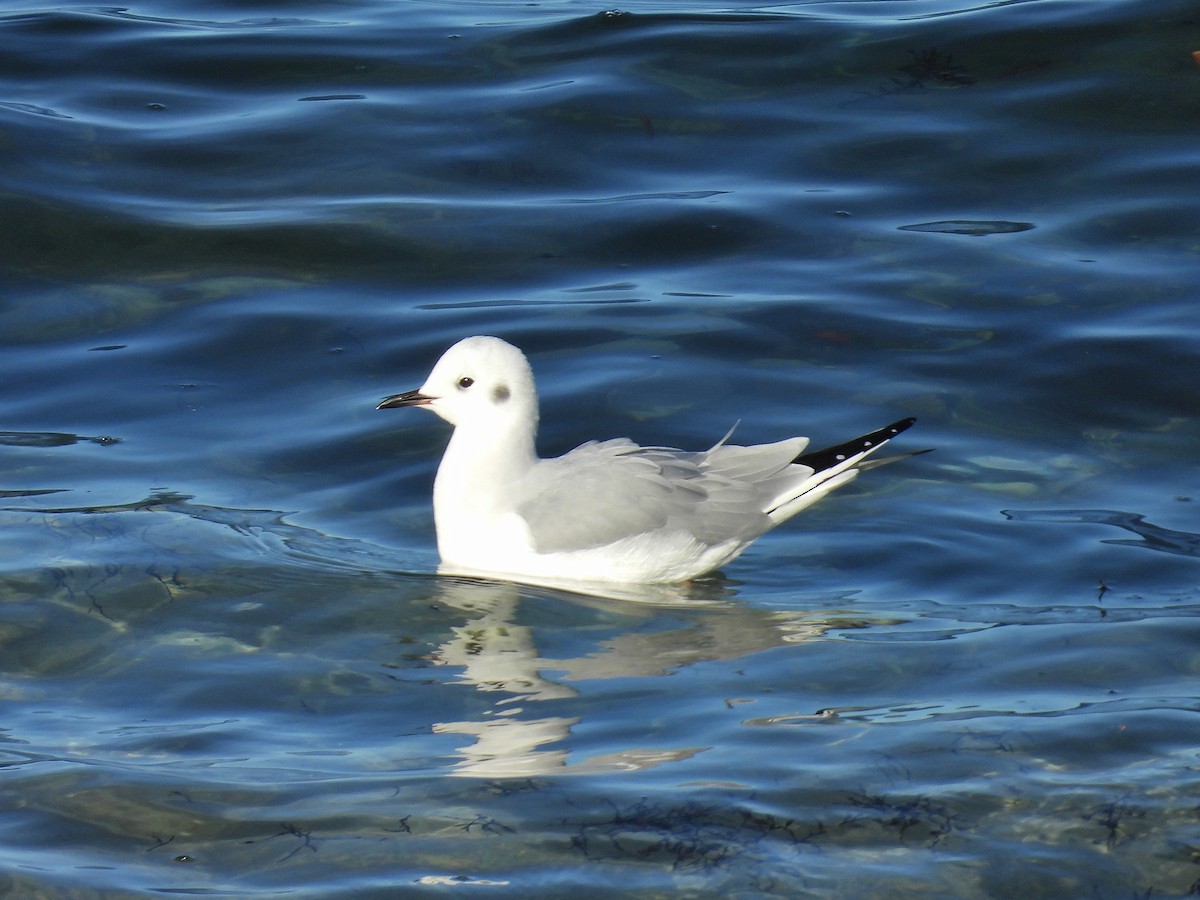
[2,0,1200,896]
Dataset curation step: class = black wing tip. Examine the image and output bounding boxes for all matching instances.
[793,416,920,472]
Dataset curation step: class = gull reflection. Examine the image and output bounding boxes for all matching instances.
[434,577,577,702]
[427,576,859,777]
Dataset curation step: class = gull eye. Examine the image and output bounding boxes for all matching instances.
[457,376,474,390]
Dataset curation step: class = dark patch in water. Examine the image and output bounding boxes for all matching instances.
[897,47,976,88]
[418,297,649,310]
[0,100,72,119]
[0,431,120,447]
[1003,509,1200,558]
[298,94,366,102]
[898,220,1035,236]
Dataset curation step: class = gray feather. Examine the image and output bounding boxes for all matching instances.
[516,437,808,554]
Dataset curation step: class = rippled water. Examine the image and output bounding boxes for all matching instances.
[3,0,1200,896]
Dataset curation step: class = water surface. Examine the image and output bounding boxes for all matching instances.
[2,0,1200,896]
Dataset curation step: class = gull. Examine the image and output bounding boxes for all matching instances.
[378,336,918,585]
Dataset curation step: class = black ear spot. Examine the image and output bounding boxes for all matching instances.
[492,384,510,403]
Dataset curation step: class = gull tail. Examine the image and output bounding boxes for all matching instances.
[766,417,925,523]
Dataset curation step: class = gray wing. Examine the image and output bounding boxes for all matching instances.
[515,436,807,554]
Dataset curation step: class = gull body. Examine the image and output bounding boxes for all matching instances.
[378,336,917,585]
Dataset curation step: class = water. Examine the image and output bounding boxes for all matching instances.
[2,0,1199,895]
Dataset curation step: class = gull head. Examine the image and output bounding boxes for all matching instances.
[377,335,539,433]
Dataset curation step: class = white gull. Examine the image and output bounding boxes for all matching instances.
[378,335,918,585]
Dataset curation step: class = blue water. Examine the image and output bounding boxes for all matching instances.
[3,0,1200,895]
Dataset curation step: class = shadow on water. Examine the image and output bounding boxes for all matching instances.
[1003,508,1200,558]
